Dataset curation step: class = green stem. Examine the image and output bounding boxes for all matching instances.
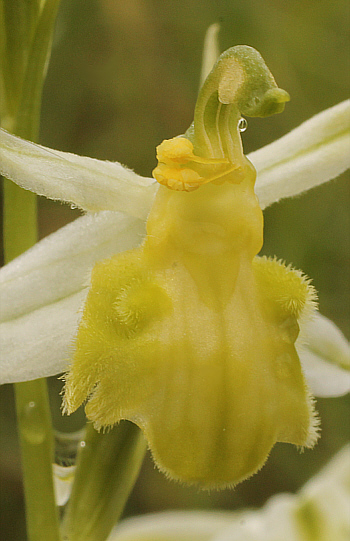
[2,2,62,539]
[3,179,61,541]
[14,380,61,541]
[61,422,147,541]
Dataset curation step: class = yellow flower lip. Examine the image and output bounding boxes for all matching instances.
[152,137,240,191]
[63,45,320,491]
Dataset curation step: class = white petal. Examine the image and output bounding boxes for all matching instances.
[296,445,350,541]
[0,211,146,322]
[108,511,234,541]
[302,313,350,369]
[53,464,76,507]
[110,446,350,541]
[299,350,350,398]
[216,444,350,541]
[251,100,350,209]
[301,443,350,495]
[0,212,146,383]
[0,290,86,383]
[0,128,157,219]
[297,313,350,397]
[216,495,299,541]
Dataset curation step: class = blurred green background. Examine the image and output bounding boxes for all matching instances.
[1,0,349,539]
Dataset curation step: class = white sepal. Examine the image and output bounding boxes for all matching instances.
[0,290,86,384]
[251,100,350,209]
[216,445,350,541]
[53,464,76,507]
[297,313,350,397]
[0,128,157,219]
[108,511,234,541]
[0,212,146,383]
[0,211,146,323]
[108,445,350,541]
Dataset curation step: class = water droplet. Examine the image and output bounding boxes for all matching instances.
[20,401,47,445]
[238,117,248,132]
[55,428,85,466]
[80,440,86,448]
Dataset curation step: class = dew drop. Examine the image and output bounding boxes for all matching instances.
[20,401,46,445]
[238,117,248,132]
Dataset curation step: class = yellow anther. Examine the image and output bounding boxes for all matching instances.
[153,164,202,192]
[156,138,195,164]
[153,161,242,191]
[153,137,238,191]
[156,137,231,166]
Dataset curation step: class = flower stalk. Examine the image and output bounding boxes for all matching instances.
[61,422,147,541]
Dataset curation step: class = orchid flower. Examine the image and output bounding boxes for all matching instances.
[108,443,350,541]
[1,46,349,490]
